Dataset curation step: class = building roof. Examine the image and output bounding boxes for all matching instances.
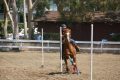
[34,11,61,22]
[92,11,120,22]
[34,11,120,23]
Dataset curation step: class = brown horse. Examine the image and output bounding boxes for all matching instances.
[62,28,79,74]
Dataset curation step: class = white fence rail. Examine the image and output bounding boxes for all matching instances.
[76,41,120,51]
[0,39,60,49]
[0,39,120,51]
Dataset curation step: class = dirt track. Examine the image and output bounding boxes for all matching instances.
[0,51,120,80]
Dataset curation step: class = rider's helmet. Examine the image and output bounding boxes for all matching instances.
[61,24,67,29]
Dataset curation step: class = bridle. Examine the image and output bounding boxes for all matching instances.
[66,32,70,42]
[63,29,71,43]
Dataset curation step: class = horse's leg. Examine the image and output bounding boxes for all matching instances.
[68,45,78,73]
[72,54,78,73]
[64,58,70,72]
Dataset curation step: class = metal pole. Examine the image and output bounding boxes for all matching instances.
[101,41,103,53]
[60,27,63,72]
[47,41,50,52]
[41,28,44,67]
[91,24,94,80]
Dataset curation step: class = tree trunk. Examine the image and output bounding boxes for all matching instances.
[27,0,33,39]
[23,0,28,39]
[28,10,33,39]
[3,2,8,39]
[3,0,14,32]
[12,0,19,39]
[4,13,8,38]
[26,0,40,39]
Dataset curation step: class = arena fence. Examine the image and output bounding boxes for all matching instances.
[0,25,120,80]
[0,39,120,52]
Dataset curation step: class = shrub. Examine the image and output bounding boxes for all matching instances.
[111,34,120,41]
[43,33,60,40]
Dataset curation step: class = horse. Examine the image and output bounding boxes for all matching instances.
[62,28,79,74]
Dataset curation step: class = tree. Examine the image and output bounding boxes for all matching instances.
[23,0,28,39]
[3,0,26,39]
[54,0,120,23]
[26,0,40,39]
[2,0,120,39]
[3,0,50,39]
[3,0,15,39]
[35,0,50,18]
[1,0,8,38]
[11,0,19,39]
[4,4,8,38]
[54,0,92,23]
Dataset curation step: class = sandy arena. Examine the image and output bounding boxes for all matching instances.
[0,51,120,80]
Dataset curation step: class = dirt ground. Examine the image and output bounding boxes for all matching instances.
[0,51,120,80]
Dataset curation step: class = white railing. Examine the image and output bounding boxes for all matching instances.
[0,39,60,49]
[76,41,120,51]
[0,39,120,51]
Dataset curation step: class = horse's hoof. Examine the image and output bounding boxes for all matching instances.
[72,70,81,75]
[72,72,76,74]
[76,70,81,75]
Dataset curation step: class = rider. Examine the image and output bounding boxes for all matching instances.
[61,24,80,52]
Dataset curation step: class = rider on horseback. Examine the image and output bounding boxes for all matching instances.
[61,24,80,52]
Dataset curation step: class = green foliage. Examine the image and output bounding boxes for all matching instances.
[35,0,50,17]
[0,2,4,13]
[5,21,12,33]
[0,20,4,35]
[0,20,24,35]
[18,23,24,31]
[54,0,94,22]
[54,0,120,22]
[16,0,23,12]
[18,12,24,23]
[0,20,12,34]
[111,34,120,41]
[7,26,12,33]
[43,33,59,40]
[0,20,12,37]
[105,0,120,11]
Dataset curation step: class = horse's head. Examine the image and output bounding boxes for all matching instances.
[63,28,71,42]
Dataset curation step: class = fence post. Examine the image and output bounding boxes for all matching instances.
[60,27,63,72]
[90,24,94,80]
[47,41,50,52]
[101,41,103,53]
[41,28,44,67]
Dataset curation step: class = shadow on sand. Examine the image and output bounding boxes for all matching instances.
[48,72,70,75]
[48,71,81,75]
